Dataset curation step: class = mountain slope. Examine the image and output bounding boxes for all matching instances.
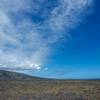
[0,70,41,80]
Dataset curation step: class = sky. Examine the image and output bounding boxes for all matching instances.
[0,0,100,79]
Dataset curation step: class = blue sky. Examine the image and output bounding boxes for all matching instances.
[0,0,100,79]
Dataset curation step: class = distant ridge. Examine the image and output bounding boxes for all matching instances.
[0,70,100,81]
[0,70,42,80]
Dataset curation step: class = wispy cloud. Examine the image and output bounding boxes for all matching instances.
[0,0,93,70]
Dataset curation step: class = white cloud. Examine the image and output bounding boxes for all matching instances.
[48,0,93,31]
[0,0,93,71]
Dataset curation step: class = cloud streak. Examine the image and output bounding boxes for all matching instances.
[0,0,93,70]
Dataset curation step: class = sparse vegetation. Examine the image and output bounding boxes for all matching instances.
[0,70,100,100]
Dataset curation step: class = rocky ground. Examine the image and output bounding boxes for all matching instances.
[0,70,100,100]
